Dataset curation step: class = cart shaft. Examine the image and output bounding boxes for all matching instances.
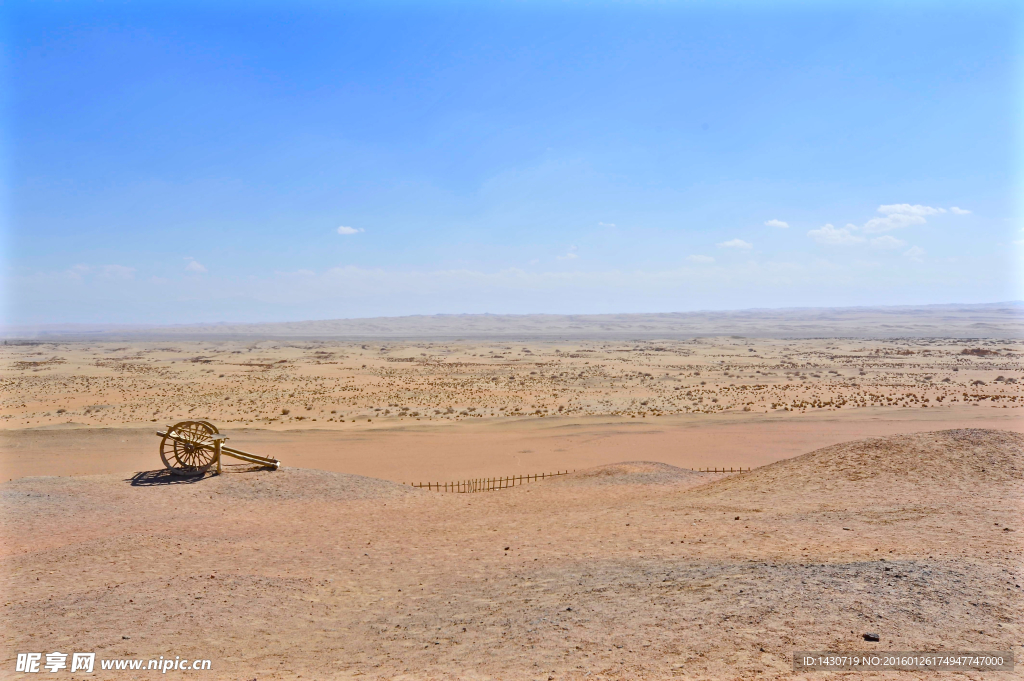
[157,431,280,469]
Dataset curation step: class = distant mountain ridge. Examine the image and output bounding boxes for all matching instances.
[4,302,1022,341]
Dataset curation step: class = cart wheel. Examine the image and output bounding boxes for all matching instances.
[160,420,219,475]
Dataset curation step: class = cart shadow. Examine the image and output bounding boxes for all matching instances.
[127,463,274,486]
[127,470,211,486]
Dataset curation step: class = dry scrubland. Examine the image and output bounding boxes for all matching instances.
[1,430,1022,680]
[2,337,1021,429]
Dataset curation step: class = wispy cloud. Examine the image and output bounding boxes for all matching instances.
[950,207,971,215]
[764,219,789,229]
[67,264,92,280]
[66,264,135,280]
[185,257,207,273]
[557,246,579,260]
[686,255,715,263]
[862,204,944,233]
[598,222,616,227]
[870,235,906,250]
[11,256,1005,326]
[807,224,864,245]
[903,246,925,262]
[99,265,135,280]
[717,238,752,249]
[337,225,364,235]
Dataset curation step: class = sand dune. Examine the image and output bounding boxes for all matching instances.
[694,428,1024,499]
[3,429,1020,679]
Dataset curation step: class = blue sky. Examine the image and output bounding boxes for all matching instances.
[3,0,1021,324]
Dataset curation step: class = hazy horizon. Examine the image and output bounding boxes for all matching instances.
[5,301,1022,342]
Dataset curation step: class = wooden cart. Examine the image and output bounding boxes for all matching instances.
[156,420,280,475]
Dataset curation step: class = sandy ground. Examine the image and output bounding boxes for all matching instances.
[2,410,1022,484]
[1,329,1022,679]
[3,334,1020,483]
[2,429,1022,680]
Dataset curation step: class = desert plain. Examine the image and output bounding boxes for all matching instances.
[2,308,1023,679]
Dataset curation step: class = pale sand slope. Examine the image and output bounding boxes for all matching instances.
[2,430,1020,680]
[2,409,1023,483]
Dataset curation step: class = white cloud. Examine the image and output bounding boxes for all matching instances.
[1013,239,1024,246]
[862,204,944,233]
[67,264,92,280]
[337,225,364,235]
[878,204,945,217]
[903,246,925,262]
[598,222,616,227]
[99,265,135,280]
[810,202,970,242]
[717,238,752,249]
[185,259,207,273]
[807,224,864,245]
[687,255,715,263]
[764,219,789,229]
[870,235,906,250]
[557,245,579,260]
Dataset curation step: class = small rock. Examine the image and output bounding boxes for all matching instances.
[863,633,879,642]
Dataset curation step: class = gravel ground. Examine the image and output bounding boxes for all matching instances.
[1,429,1021,680]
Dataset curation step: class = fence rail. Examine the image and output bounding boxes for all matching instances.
[406,466,750,493]
[692,467,750,473]
[405,470,573,493]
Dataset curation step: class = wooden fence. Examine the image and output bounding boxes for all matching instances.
[406,466,751,492]
[405,470,573,493]
[693,467,750,473]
